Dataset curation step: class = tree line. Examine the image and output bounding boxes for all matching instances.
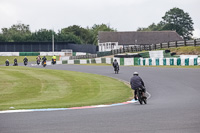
[0,7,195,45]
[0,24,115,45]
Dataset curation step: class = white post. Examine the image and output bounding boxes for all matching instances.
[52,34,54,52]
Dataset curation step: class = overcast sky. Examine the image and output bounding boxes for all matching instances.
[0,0,199,38]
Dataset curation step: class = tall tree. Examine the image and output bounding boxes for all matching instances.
[1,23,31,42]
[137,23,164,31]
[162,7,194,39]
[89,24,116,45]
[61,25,91,44]
[57,31,82,44]
[137,7,194,40]
[30,29,54,42]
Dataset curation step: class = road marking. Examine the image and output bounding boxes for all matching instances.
[0,99,137,114]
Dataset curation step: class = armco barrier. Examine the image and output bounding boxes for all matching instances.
[0,52,19,56]
[60,57,199,66]
[0,52,66,56]
[40,52,65,56]
[19,52,40,56]
[138,58,199,66]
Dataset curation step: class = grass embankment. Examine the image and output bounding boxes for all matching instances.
[162,46,200,56]
[0,66,132,110]
[0,56,59,65]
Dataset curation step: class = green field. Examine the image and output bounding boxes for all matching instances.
[0,56,59,65]
[0,66,132,110]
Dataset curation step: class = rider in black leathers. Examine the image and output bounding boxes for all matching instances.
[13,58,18,66]
[42,56,47,64]
[23,56,28,65]
[5,59,9,66]
[112,59,119,73]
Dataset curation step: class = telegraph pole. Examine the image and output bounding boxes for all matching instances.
[52,30,54,53]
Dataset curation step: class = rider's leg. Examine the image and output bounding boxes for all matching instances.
[134,90,137,100]
[142,88,146,98]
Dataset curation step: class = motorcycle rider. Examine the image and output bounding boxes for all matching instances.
[36,55,41,65]
[130,72,146,100]
[52,55,56,63]
[23,56,28,65]
[112,59,119,73]
[13,58,18,66]
[42,56,47,64]
[5,59,9,66]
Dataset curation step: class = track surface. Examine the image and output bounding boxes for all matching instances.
[1,64,200,133]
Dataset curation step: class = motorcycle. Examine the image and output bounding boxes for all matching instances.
[42,60,46,67]
[24,61,28,66]
[52,59,56,65]
[5,61,9,66]
[114,66,119,74]
[37,60,40,65]
[13,61,18,66]
[135,87,147,105]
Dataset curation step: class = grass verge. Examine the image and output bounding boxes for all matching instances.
[163,46,200,55]
[0,66,132,110]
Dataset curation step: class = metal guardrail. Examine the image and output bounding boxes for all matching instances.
[109,39,200,55]
[69,54,97,59]
[153,39,200,49]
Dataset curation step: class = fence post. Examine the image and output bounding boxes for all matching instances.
[168,42,170,48]
[175,41,177,47]
[149,45,151,51]
[155,44,156,50]
[184,40,186,46]
[160,43,162,49]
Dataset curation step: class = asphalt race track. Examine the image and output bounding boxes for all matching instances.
[1,64,200,133]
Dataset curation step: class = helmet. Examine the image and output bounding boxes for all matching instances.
[133,72,139,75]
[114,59,117,61]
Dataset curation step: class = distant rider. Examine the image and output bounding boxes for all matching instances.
[42,56,47,64]
[23,56,28,63]
[112,59,119,72]
[5,59,9,66]
[13,58,18,66]
[36,55,41,65]
[130,72,146,100]
[52,55,56,60]
[52,55,56,63]
[36,55,41,61]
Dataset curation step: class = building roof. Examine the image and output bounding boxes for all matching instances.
[98,31,183,45]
